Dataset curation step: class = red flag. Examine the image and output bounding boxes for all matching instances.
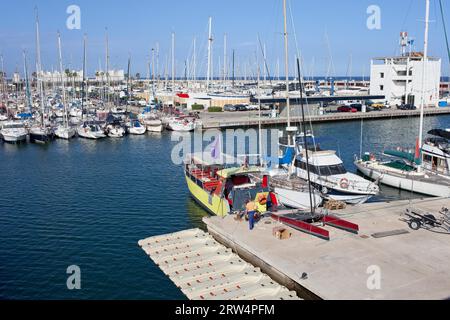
[415,138,420,160]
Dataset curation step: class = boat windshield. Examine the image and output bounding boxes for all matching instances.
[295,159,347,176]
[3,124,24,129]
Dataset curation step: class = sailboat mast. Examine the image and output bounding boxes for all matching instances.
[296,58,315,213]
[81,34,86,121]
[418,0,430,149]
[257,62,263,165]
[282,0,291,128]
[105,29,110,108]
[1,55,4,105]
[57,32,68,127]
[23,51,33,113]
[193,37,197,83]
[207,17,212,91]
[171,32,175,92]
[223,33,227,83]
[35,9,45,124]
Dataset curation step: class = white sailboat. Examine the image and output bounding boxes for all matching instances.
[354,0,450,197]
[127,119,147,135]
[166,117,195,132]
[259,0,323,210]
[54,32,75,140]
[30,10,54,144]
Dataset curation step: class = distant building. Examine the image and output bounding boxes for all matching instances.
[38,70,84,83]
[12,73,21,84]
[370,32,441,107]
[95,70,125,82]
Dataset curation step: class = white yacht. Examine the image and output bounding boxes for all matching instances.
[145,119,164,132]
[355,129,450,197]
[166,117,195,132]
[1,121,28,143]
[127,120,147,135]
[29,125,54,144]
[294,142,379,204]
[106,123,125,138]
[262,136,323,210]
[55,125,76,140]
[77,121,106,140]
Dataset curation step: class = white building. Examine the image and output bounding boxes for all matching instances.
[370,54,441,107]
[39,70,84,83]
[12,73,21,84]
[95,70,125,82]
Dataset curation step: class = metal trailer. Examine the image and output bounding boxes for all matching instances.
[403,207,450,234]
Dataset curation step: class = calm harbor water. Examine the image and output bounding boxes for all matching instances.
[1,114,450,300]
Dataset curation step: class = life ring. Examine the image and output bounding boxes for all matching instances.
[340,178,349,189]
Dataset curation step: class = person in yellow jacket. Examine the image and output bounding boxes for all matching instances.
[245,199,258,230]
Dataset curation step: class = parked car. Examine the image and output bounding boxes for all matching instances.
[234,104,248,111]
[337,105,357,113]
[246,104,259,111]
[397,104,417,110]
[370,103,386,110]
[223,104,236,112]
[349,103,363,112]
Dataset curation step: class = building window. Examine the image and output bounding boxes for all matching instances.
[380,72,384,78]
[409,70,413,76]
[380,85,384,91]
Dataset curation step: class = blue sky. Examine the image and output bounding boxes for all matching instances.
[0,0,449,78]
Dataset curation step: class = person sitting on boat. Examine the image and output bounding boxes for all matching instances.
[245,199,258,231]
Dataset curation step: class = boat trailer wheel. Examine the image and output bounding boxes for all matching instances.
[408,219,421,231]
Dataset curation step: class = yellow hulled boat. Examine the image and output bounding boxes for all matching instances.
[184,154,273,216]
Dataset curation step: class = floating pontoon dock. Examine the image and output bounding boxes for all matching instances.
[138,228,300,300]
[204,197,450,300]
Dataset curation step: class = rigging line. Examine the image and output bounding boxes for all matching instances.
[287,0,318,148]
[257,34,273,86]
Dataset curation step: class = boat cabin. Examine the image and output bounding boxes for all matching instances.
[184,154,271,214]
[294,150,347,177]
[422,137,450,175]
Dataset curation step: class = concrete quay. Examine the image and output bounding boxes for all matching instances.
[199,107,450,129]
[203,197,450,300]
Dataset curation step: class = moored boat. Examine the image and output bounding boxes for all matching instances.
[0,121,28,143]
[184,153,276,216]
[77,121,106,140]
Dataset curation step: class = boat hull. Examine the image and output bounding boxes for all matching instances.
[274,187,323,210]
[29,131,54,144]
[55,127,76,140]
[77,128,106,140]
[185,174,230,217]
[147,124,164,132]
[129,127,147,135]
[2,133,27,143]
[355,161,450,197]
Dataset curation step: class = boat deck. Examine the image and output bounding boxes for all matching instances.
[252,173,310,191]
[138,228,300,300]
[369,161,450,186]
[203,197,450,300]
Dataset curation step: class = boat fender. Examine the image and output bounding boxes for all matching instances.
[321,186,328,194]
[340,178,349,189]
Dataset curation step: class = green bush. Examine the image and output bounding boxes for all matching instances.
[208,106,223,113]
[191,104,205,110]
